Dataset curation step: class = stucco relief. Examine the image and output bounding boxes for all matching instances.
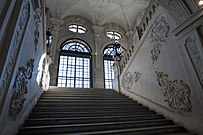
[34,8,41,52]
[166,0,188,24]
[0,0,29,113]
[134,71,142,82]
[155,71,192,113]
[9,59,34,120]
[150,16,169,64]
[121,71,142,90]
[185,37,203,87]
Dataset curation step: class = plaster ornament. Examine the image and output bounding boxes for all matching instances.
[121,71,142,90]
[150,16,169,63]
[185,37,203,87]
[155,71,192,113]
[0,0,29,113]
[9,59,34,120]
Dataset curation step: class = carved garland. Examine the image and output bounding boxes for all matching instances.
[121,71,142,90]
[0,0,29,113]
[185,37,203,87]
[150,16,169,64]
[9,59,34,120]
[155,71,192,113]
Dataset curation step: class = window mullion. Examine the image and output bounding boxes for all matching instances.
[82,57,84,87]
[74,56,77,87]
[66,56,69,87]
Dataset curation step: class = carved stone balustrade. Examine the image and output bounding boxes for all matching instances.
[137,1,159,39]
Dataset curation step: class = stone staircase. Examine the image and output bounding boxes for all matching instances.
[18,87,195,135]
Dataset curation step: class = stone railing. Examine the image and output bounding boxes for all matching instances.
[120,45,134,72]
[119,0,159,73]
[137,1,159,39]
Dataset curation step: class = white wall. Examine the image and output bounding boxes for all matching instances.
[119,3,203,135]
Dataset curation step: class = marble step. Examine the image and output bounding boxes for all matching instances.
[19,119,176,135]
[29,110,156,118]
[24,114,164,126]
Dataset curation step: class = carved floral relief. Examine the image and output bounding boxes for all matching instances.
[155,71,192,113]
[121,71,142,90]
[9,59,34,120]
[185,37,203,87]
[150,16,170,64]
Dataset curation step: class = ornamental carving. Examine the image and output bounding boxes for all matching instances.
[185,37,203,87]
[121,71,142,90]
[134,71,142,82]
[155,71,192,113]
[9,59,34,120]
[150,16,169,63]
[34,8,41,52]
[166,0,188,24]
[0,0,29,113]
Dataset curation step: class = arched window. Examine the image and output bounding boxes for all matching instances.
[103,44,125,89]
[68,24,87,34]
[106,31,122,40]
[57,39,92,88]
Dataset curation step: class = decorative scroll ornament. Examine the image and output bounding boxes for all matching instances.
[34,8,41,52]
[121,71,142,90]
[0,0,29,113]
[134,71,142,82]
[150,16,169,64]
[185,37,203,87]
[121,72,134,90]
[155,71,192,113]
[9,59,34,120]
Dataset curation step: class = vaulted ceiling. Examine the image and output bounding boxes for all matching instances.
[45,0,149,31]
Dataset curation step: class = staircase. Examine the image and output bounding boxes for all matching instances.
[18,87,195,135]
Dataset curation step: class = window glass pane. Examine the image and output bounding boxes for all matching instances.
[69,28,77,33]
[103,59,114,89]
[106,31,121,40]
[68,24,86,34]
[78,29,85,34]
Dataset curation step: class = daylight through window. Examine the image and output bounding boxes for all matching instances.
[57,39,92,88]
[68,24,86,34]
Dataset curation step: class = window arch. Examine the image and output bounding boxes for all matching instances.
[57,39,92,88]
[103,44,125,89]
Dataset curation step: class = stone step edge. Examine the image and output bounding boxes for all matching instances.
[21,119,173,129]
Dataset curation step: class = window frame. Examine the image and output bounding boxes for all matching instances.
[57,39,92,88]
